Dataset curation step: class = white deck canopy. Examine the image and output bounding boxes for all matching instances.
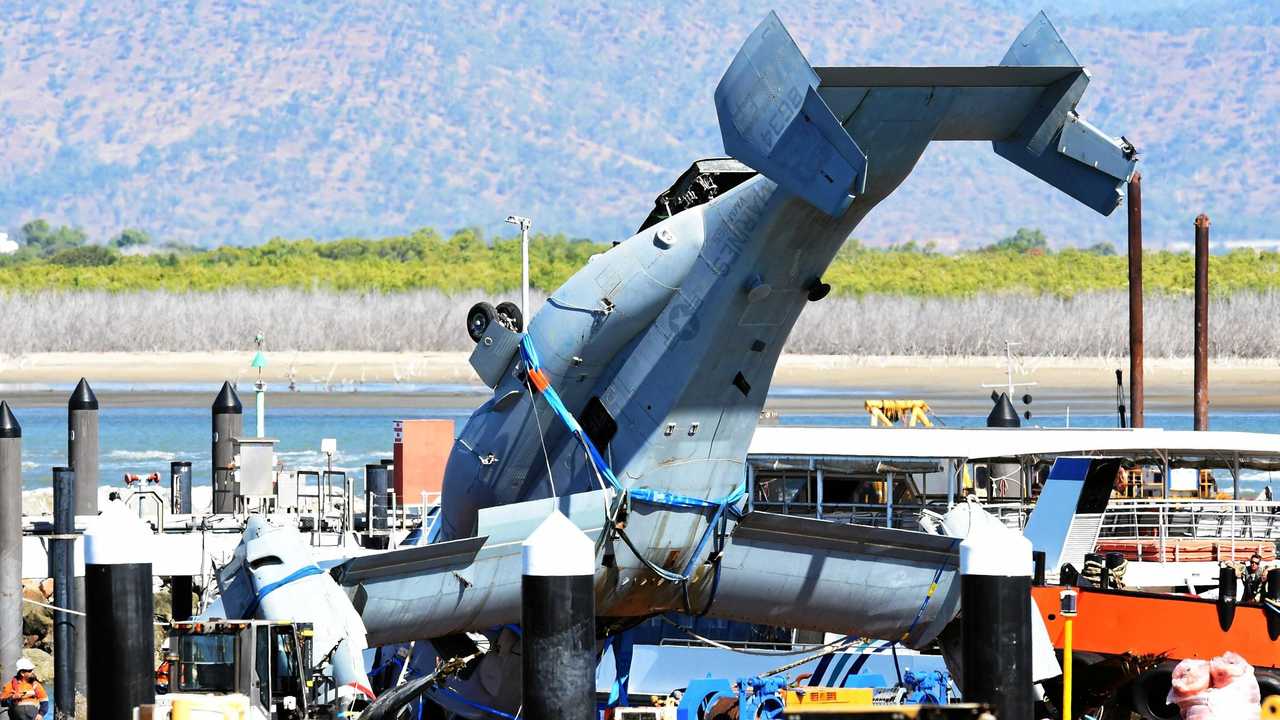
[748,426,1280,466]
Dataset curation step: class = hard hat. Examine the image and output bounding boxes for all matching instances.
[14,658,35,672]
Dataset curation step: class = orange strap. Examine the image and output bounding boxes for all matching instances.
[527,367,551,393]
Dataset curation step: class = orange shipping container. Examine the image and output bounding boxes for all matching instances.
[393,419,454,503]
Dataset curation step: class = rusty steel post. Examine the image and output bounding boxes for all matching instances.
[1127,172,1144,428]
[1194,214,1210,431]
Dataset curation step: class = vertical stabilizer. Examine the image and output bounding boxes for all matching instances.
[1000,11,1079,67]
[714,12,867,216]
[992,13,1137,215]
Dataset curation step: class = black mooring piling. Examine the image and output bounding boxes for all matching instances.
[85,505,155,719]
[67,379,98,700]
[521,511,596,720]
[170,460,193,514]
[171,575,194,622]
[68,379,99,516]
[365,463,390,532]
[51,466,76,720]
[960,527,1033,720]
[212,382,243,514]
[0,402,22,677]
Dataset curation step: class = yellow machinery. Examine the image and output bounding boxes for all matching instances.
[864,400,934,428]
[782,703,991,718]
[137,620,332,720]
[784,687,874,708]
[169,695,250,720]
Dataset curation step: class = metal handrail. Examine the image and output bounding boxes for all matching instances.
[1099,499,1280,544]
[379,490,442,531]
[754,500,1030,530]
[125,490,166,530]
[756,494,1280,562]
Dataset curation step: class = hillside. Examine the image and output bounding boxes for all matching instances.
[0,1,1276,249]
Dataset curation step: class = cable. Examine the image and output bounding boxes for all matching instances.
[24,596,172,628]
[21,597,85,617]
[434,686,518,719]
[524,376,557,499]
[613,523,687,584]
[761,638,878,679]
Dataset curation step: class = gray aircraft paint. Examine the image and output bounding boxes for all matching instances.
[210,12,1131,718]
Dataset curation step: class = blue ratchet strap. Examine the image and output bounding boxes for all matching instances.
[244,564,324,618]
[519,336,623,493]
[605,631,635,707]
[846,540,958,678]
[368,653,405,678]
[434,686,518,719]
[518,334,747,514]
[680,488,744,579]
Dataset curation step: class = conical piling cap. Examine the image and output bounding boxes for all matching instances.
[522,510,596,576]
[213,381,243,414]
[69,378,99,411]
[0,401,20,438]
[986,391,1021,428]
[84,499,154,565]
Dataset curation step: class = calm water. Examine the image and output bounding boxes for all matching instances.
[10,399,1280,491]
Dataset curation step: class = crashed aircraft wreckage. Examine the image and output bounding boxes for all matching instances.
[207,11,1137,717]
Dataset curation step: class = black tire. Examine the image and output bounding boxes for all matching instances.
[1257,671,1280,704]
[495,301,524,332]
[1130,665,1181,720]
[466,302,497,342]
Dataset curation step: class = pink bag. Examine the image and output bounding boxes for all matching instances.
[1167,653,1261,719]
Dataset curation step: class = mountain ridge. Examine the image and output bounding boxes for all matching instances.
[0,1,1276,249]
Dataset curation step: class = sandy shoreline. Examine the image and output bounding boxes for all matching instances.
[1,351,1278,414]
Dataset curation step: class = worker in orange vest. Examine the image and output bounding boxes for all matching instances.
[155,658,172,694]
[1,658,49,720]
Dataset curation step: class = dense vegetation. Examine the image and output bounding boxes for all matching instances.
[3,222,1279,298]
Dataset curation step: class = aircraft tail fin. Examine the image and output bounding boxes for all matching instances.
[713,12,867,217]
[717,12,1136,218]
[991,12,1137,215]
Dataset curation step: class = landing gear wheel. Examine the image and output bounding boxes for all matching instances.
[466,302,497,342]
[495,301,524,332]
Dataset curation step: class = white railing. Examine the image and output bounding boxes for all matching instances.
[125,489,166,530]
[1097,498,1280,562]
[385,490,442,532]
[753,494,1280,563]
[751,500,1029,531]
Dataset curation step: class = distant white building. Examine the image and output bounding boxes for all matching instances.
[0,232,17,255]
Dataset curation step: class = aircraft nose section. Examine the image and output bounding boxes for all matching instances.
[242,515,272,540]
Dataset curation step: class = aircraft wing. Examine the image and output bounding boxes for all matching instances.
[706,511,961,648]
[709,510,1060,680]
[333,491,611,647]
[335,491,961,648]
[333,495,1056,683]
